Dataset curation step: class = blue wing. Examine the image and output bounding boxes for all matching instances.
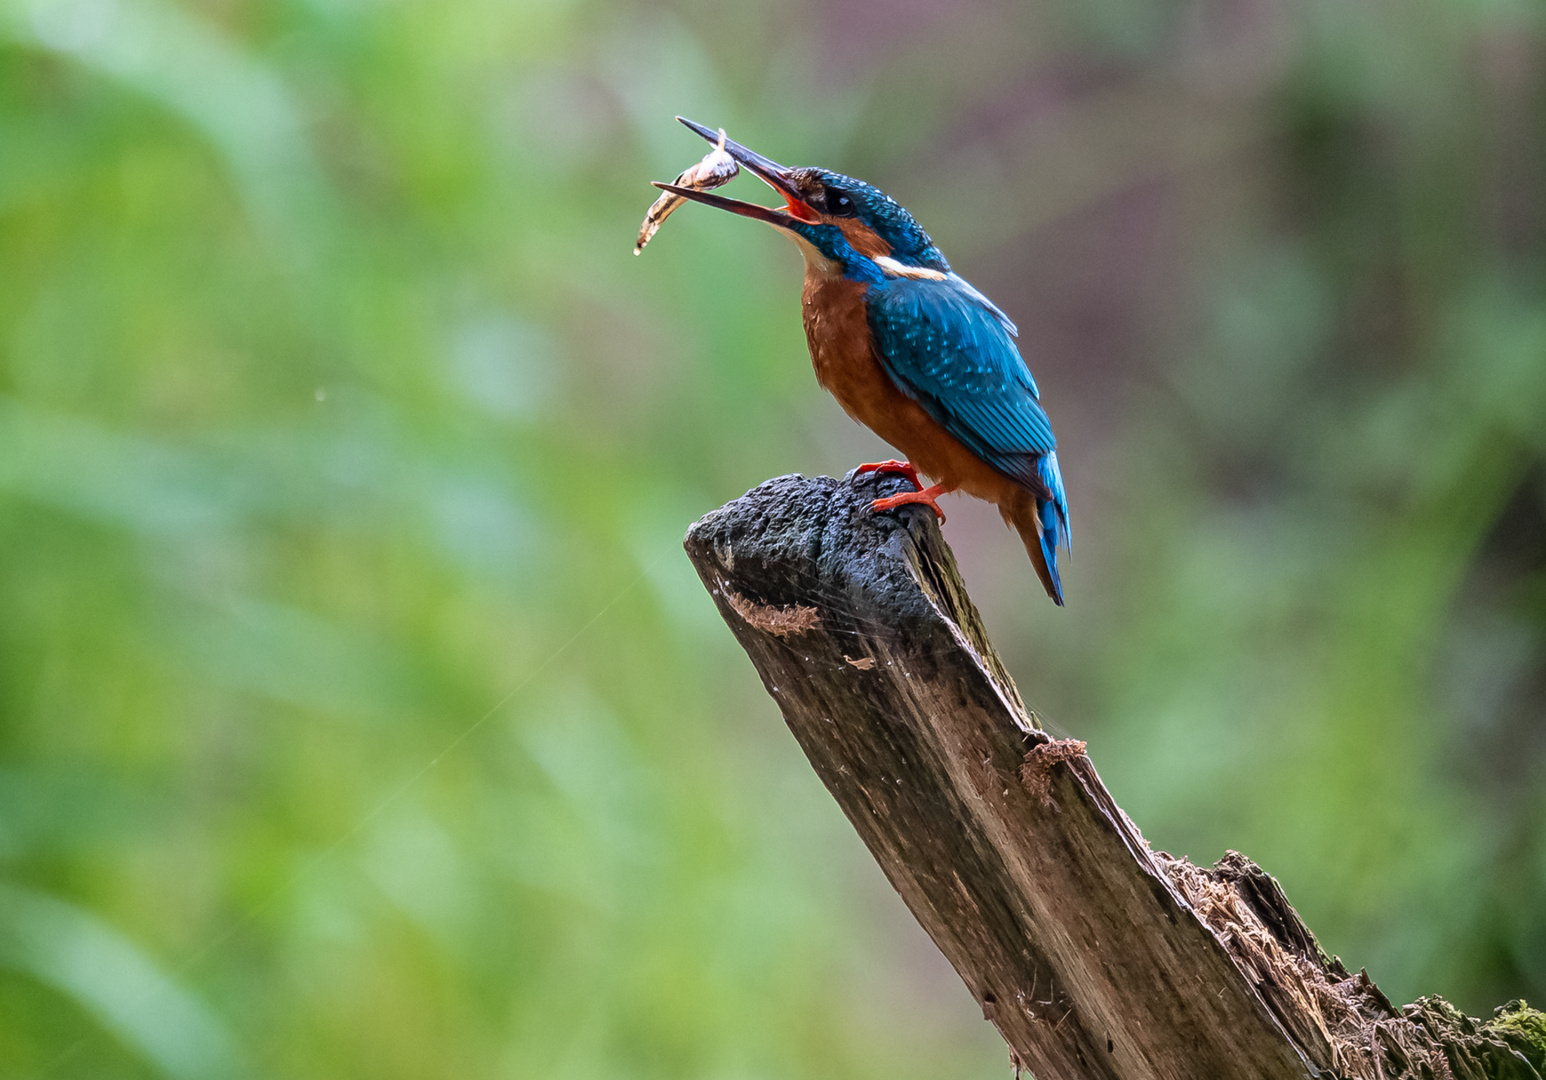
[867,273,1071,600]
[866,273,1055,498]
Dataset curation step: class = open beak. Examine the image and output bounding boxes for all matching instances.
[654,116,819,226]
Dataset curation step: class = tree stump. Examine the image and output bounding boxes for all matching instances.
[683,471,1546,1080]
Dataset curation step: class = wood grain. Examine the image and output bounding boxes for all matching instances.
[683,471,1546,1080]
[684,471,1310,1080]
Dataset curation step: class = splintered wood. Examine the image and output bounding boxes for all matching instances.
[634,128,739,254]
[1019,738,1088,810]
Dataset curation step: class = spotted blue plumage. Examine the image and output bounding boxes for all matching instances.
[866,274,1071,600]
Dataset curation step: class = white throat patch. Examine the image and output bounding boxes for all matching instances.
[787,232,838,278]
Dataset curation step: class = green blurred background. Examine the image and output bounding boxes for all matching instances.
[1,0,1544,1076]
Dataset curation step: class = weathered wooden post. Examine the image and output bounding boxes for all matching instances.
[683,470,1545,1080]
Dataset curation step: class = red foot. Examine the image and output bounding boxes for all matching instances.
[855,459,922,490]
[871,484,953,524]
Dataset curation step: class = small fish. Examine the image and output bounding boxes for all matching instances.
[634,128,739,254]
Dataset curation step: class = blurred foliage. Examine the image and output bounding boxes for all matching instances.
[0,0,1543,1076]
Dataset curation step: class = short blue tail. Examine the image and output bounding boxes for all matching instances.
[1036,452,1071,606]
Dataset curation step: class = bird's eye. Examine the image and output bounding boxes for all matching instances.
[825,188,856,217]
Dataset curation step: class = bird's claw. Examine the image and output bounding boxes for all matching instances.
[871,487,948,524]
[855,459,922,490]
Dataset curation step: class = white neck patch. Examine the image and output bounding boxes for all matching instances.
[875,256,947,280]
[785,237,949,283]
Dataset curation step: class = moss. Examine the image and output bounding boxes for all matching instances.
[1482,1001,1546,1077]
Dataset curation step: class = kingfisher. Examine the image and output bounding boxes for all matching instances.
[657,118,1070,605]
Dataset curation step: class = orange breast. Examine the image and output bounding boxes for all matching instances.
[800,274,1024,507]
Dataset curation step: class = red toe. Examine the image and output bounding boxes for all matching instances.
[856,459,922,490]
[870,484,950,524]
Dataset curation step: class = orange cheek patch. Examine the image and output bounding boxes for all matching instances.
[838,220,892,259]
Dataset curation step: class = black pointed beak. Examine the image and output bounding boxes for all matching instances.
[671,116,818,223]
[650,181,805,230]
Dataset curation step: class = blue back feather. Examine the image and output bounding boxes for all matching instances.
[866,276,1055,492]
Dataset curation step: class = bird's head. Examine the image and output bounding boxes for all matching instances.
[656,118,950,282]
